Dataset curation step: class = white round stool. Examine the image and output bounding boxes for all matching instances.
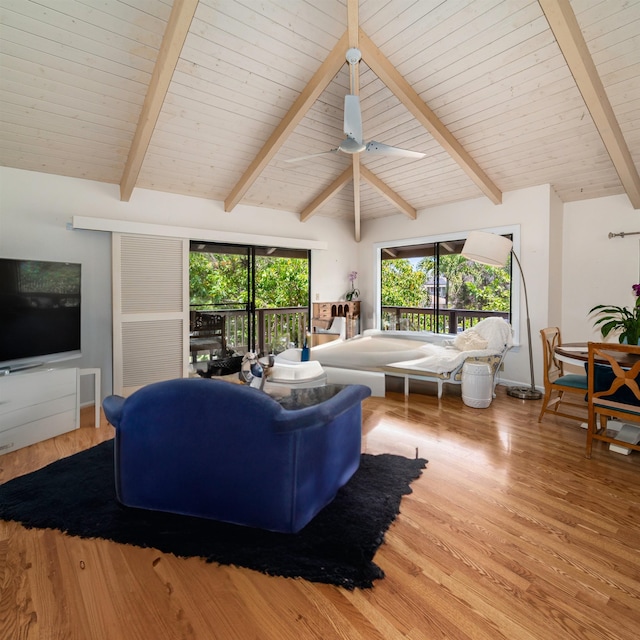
[461,361,493,408]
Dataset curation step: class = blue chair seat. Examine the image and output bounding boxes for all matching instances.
[556,373,588,389]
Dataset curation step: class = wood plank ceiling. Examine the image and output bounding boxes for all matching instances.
[1,0,639,239]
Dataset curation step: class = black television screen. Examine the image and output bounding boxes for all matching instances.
[0,258,81,369]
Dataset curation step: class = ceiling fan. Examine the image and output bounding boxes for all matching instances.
[286,48,426,164]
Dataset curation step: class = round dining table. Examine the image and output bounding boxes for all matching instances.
[555,342,640,368]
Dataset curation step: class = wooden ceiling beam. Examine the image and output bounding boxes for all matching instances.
[353,156,361,242]
[358,29,502,206]
[225,31,349,212]
[120,0,198,202]
[300,166,353,222]
[348,0,360,241]
[539,0,640,209]
[360,166,417,220]
[347,0,359,50]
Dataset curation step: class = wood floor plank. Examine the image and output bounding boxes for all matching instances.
[1,392,639,639]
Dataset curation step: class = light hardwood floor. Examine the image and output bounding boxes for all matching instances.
[1,386,639,640]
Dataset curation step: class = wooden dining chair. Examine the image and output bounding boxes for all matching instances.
[586,342,640,458]
[538,327,588,423]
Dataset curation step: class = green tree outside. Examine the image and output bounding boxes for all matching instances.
[382,255,510,312]
[381,259,429,307]
[189,252,309,308]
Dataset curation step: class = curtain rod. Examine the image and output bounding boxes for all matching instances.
[608,231,640,238]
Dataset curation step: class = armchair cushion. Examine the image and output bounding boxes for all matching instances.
[102,378,371,533]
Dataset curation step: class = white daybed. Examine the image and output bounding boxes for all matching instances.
[278,317,513,398]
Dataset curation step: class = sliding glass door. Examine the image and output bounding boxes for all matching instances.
[189,242,309,360]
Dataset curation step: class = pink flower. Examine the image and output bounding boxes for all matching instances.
[348,271,358,283]
[633,284,640,297]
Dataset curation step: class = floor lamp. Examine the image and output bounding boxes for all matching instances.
[462,231,542,400]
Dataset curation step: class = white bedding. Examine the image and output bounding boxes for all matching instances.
[310,336,428,370]
[309,317,513,375]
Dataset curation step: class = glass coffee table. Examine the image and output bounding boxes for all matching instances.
[266,383,348,410]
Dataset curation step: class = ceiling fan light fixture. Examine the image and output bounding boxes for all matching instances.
[345,47,362,65]
[339,137,367,154]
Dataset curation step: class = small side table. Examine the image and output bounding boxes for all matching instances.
[79,368,101,428]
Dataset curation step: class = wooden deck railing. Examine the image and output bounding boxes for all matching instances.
[381,307,509,334]
[191,305,509,357]
[191,306,309,355]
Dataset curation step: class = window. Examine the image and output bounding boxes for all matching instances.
[189,242,310,357]
[377,231,514,334]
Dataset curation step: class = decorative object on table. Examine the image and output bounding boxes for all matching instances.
[345,270,360,301]
[462,230,542,400]
[301,330,311,361]
[589,284,640,345]
[239,352,271,389]
[0,439,426,589]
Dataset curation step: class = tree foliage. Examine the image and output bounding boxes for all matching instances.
[189,252,309,308]
[432,254,511,311]
[382,254,511,312]
[381,259,429,307]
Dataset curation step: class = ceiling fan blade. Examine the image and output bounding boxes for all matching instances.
[364,141,426,159]
[284,149,339,163]
[344,94,363,145]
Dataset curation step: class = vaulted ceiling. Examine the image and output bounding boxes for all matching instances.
[1,0,639,240]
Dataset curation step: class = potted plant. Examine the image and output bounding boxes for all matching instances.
[345,271,360,301]
[590,284,640,344]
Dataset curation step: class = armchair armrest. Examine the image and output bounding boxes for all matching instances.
[102,394,126,428]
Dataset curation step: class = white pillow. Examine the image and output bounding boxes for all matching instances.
[453,329,488,352]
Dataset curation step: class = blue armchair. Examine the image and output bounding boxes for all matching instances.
[102,378,371,533]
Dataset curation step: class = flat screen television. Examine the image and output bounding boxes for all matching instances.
[0,258,81,372]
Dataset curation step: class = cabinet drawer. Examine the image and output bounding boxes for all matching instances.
[0,368,79,455]
[0,410,77,455]
[0,368,77,415]
[313,303,333,319]
[0,393,77,434]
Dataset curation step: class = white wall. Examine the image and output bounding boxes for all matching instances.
[562,194,639,342]
[548,188,564,329]
[0,167,358,400]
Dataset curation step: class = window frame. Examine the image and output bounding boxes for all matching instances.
[373,225,522,344]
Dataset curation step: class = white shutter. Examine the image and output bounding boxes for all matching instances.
[112,234,189,396]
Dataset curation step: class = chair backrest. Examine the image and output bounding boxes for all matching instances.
[587,342,640,421]
[191,311,225,336]
[540,327,564,385]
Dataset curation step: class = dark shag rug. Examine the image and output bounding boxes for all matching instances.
[0,440,426,589]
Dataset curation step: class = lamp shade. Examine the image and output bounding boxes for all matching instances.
[462,231,513,267]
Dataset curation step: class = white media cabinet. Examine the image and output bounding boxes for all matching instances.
[0,367,99,455]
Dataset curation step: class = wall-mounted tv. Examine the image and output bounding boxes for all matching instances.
[0,258,81,371]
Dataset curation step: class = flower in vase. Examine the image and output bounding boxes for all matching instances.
[345,271,359,301]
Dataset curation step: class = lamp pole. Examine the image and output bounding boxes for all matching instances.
[507,251,542,400]
[461,230,542,401]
